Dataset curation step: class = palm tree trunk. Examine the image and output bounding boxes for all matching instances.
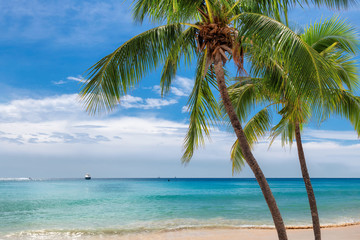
[295,122,321,240]
[213,56,288,240]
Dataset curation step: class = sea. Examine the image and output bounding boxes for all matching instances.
[0,178,359,239]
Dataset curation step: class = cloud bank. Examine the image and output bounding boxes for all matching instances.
[0,93,359,178]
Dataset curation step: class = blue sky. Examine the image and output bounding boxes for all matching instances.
[0,0,359,178]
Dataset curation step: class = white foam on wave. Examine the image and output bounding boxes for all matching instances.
[320,216,360,227]
[3,217,360,240]
[2,218,275,240]
[0,178,32,181]
[5,230,85,240]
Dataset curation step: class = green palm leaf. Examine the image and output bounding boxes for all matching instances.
[310,0,357,8]
[160,26,197,96]
[231,108,272,174]
[331,52,359,90]
[80,24,184,114]
[226,78,268,123]
[132,0,203,23]
[321,89,360,135]
[236,12,340,99]
[301,16,358,54]
[182,52,220,163]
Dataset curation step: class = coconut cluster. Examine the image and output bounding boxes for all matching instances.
[197,23,235,63]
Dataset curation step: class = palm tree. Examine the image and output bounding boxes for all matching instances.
[80,1,356,239]
[228,17,359,240]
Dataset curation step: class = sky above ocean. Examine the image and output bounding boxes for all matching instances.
[0,0,359,178]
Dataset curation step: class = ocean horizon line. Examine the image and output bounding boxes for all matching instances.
[1,177,360,181]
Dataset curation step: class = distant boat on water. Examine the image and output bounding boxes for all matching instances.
[84,174,91,180]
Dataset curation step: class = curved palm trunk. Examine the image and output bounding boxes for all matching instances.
[213,56,288,240]
[295,122,321,240]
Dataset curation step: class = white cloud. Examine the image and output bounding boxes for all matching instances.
[0,94,178,123]
[67,76,87,83]
[120,95,143,108]
[152,76,194,97]
[0,94,84,122]
[181,105,190,113]
[120,95,178,109]
[52,80,67,85]
[53,76,87,86]
[171,86,188,97]
[303,129,359,141]
[0,94,359,178]
[175,76,194,95]
[143,98,178,109]
[152,85,161,94]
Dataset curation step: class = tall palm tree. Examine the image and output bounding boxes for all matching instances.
[80,1,356,239]
[228,17,359,240]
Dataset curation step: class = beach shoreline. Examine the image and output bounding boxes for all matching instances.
[108,224,360,240]
[6,223,360,240]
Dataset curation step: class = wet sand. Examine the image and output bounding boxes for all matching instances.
[107,224,360,240]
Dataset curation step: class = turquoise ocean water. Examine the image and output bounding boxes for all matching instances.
[0,178,359,239]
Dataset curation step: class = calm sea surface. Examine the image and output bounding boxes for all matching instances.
[0,178,359,239]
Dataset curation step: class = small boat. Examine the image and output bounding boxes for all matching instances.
[84,174,91,180]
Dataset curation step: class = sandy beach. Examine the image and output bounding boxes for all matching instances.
[105,225,360,240]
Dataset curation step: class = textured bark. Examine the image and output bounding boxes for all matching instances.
[295,122,321,240]
[213,55,288,240]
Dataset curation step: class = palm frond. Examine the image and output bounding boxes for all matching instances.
[231,108,272,174]
[321,89,360,136]
[270,116,296,147]
[132,0,356,25]
[309,0,357,9]
[230,140,245,174]
[160,26,197,96]
[327,49,359,91]
[132,0,203,23]
[235,0,295,18]
[182,53,220,163]
[301,16,358,54]
[80,24,184,114]
[337,92,360,136]
[226,78,268,123]
[308,46,358,122]
[236,12,343,102]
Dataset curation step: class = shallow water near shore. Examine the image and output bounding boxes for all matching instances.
[1,178,359,239]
